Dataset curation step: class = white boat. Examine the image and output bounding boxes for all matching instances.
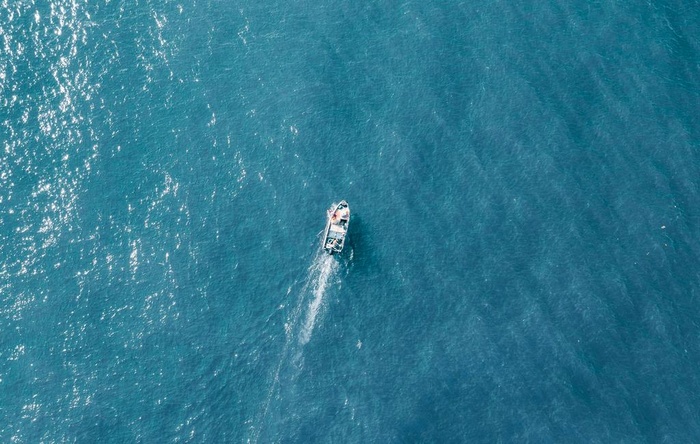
[322,201,350,255]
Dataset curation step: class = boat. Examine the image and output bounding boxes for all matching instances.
[322,201,350,255]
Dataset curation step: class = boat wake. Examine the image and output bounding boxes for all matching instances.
[251,249,339,443]
[299,252,337,345]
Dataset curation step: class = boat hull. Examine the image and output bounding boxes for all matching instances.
[322,200,350,255]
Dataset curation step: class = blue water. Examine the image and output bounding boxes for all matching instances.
[2,0,700,442]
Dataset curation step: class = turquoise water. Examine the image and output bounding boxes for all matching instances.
[1,0,700,442]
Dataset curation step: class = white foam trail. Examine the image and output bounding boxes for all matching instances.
[251,249,339,443]
[299,255,337,345]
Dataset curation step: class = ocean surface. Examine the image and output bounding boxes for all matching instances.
[1,0,700,442]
